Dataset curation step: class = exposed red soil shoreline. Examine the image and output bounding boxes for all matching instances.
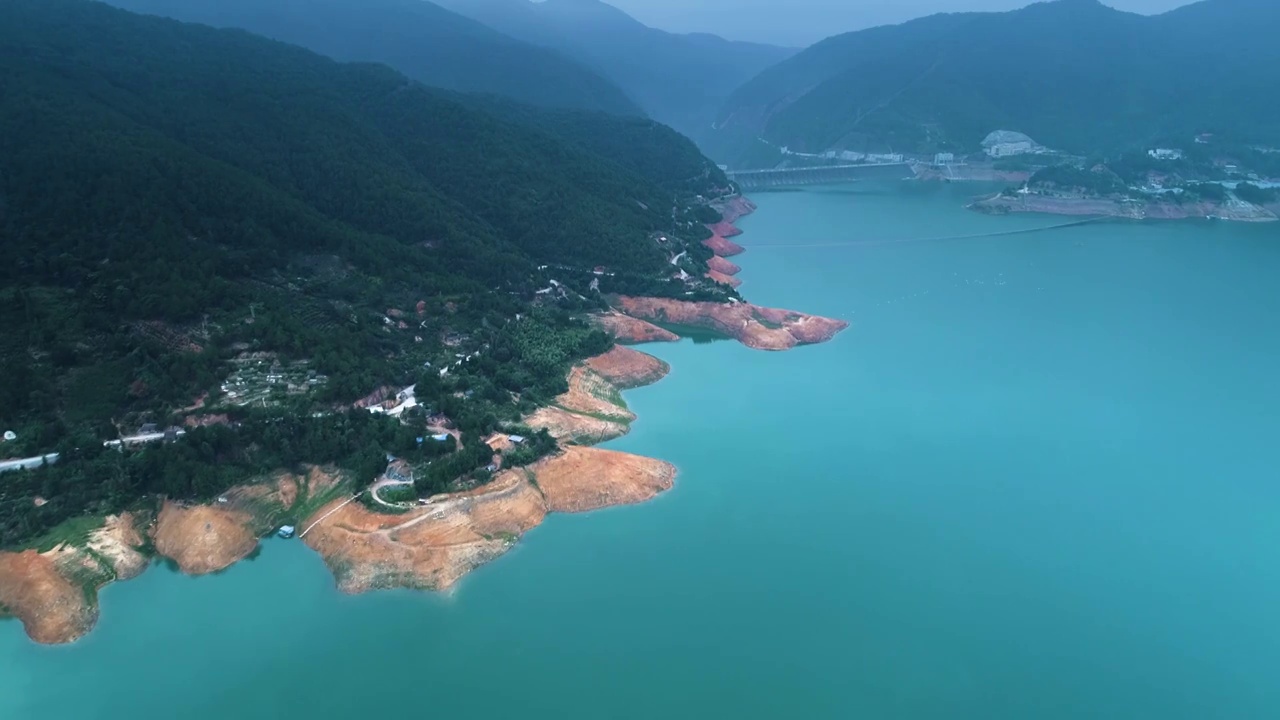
[3,195,849,644]
[612,296,847,351]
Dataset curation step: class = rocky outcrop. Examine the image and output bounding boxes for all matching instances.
[612,296,848,351]
[533,446,674,514]
[590,312,679,344]
[0,548,99,645]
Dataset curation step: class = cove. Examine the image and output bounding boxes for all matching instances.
[4,181,1280,718]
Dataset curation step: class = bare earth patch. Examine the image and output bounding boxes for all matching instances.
[590,312,679,344]
[583,345,669,389]
[87,513,149,581]
[0,549,97,645]
[706,269,743,288]
[525,405,629,444]
[152,502,259,575]
[0,513,152,644]
[703,234,746,256]
[707,255,742,276]
[533,446,675,513]
[612,296,848,351]
[302,470,547,593]
[556,366,634,422]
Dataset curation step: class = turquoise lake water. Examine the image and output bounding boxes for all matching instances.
[4,182,1279,718]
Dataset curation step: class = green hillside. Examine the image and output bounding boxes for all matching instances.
[714,0,1280,161]
[106,0,643,116]
[436,0,795,146]
[0,0,730,546]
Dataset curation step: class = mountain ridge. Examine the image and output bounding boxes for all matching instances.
[436,0,795,144]
[714,0,1280,162]
[105,0,643,116]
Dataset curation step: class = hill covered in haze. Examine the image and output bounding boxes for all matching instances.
[714,0,1280,163]
[106,0,642,116]
[435,0,795,144]
[0,0,732,546]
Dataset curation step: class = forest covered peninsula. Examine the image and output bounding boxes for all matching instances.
[0,0,844,643]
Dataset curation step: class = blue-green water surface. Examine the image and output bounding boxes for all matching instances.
[4,183,1279,718]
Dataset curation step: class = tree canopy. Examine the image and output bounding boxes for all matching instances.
[0,0,733,547]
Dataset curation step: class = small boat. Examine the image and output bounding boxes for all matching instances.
[277,525,296,539]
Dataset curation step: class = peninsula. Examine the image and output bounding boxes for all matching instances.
[0,179,847,643]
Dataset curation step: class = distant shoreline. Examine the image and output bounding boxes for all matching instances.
[969,192,1279,223]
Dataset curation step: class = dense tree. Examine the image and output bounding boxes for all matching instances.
[0,0,734,548]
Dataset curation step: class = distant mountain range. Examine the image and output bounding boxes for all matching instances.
[435,0,795,142]
[105,0,643,116]
[714,0,1280,163]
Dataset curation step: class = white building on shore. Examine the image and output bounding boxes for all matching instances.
[982,130,1042,158]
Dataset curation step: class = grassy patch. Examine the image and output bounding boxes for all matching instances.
[23,515,107,553]
[551,403,632,426]
[376,484,417,504]
[598,382,628,411]
[289,471,355,523]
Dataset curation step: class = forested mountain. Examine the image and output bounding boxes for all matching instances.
[105,0,642,116]
[435,0,795,144]
[0,0,730,546]
[714,0,1280,163]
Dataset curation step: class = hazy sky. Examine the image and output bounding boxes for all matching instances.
[607,0,1196,46]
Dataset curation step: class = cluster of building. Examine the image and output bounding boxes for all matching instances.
[982,130,1044,158]
[368,385,421,418]
[220,357,326,408]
